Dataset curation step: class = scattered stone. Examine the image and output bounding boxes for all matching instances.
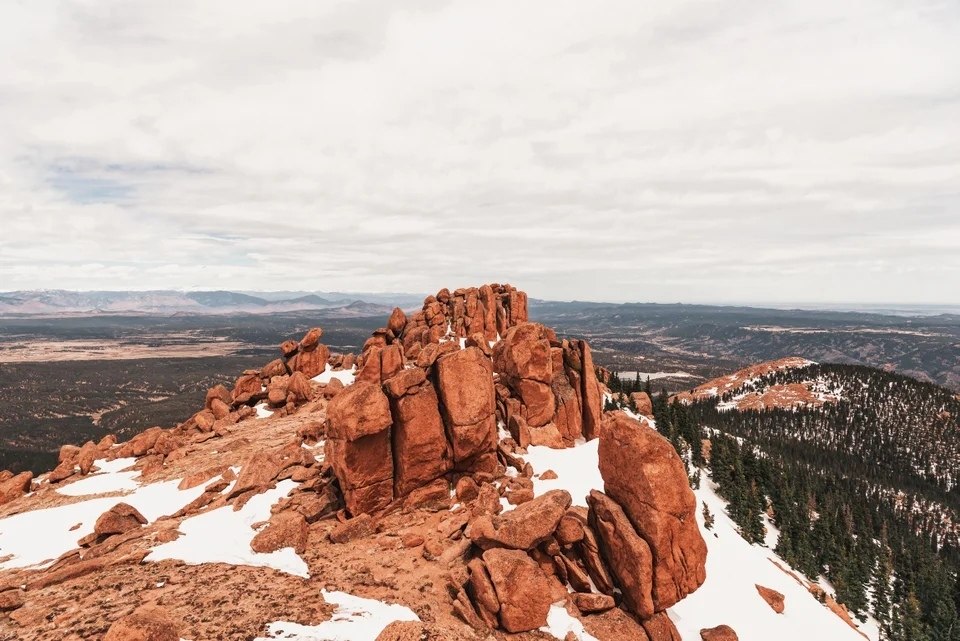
[756,584,785,613]
[251,511,309,554]
[700,625,739,641]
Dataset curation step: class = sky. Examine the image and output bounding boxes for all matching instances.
[0,1,958,304]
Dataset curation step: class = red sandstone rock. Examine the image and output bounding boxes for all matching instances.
[77,441,98,475]
[326,382,394,515]
[482,548,555,632]
[467,489,571,550]
[582,606,651,641]
[578,341,602,440]
[388,307,407,335]
[630,391,654,418]
[251,511,309,554]
[573,592,615,613]
[232,372,263,405]
[588,489,655,618]
[94,503,147,538]
[598,412,707,611]
[700,625,738,641]
[390,380,452,496]
[299,327,323,351]
[756,584,785,613]
[436,347,497,468]
[0,471,32,506]
[103,604,179,641]
[289,343,330,379]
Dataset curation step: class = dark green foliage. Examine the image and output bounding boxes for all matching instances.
[691,365,960,641]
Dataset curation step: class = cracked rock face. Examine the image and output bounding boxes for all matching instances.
[597,411,708,612]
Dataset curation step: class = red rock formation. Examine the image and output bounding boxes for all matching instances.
[387,375,453,497]
[93,503,147,538]
[598,411,707,612]
[481,548,555,632]
[436,347,497,472]
[588,489,655,618]
[0,471,32,506]
[325,381,394,515]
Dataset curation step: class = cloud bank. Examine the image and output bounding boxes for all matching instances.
[1,0,958,303]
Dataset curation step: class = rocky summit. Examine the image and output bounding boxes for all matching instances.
[0,284,710,640]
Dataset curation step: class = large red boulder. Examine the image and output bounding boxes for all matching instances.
[494,323,555,427]
[435,347,496,470]
[388,380,453,496]
[251,511,309,554]
[598,412,707,611]
[325,381,394,515]
[94,503,147,538]
[0,471,32,506]
[467,489,571,550]
[578,340,602,440]
[481,548,555,632]
[587,490,655,618]
[289,343,330,379]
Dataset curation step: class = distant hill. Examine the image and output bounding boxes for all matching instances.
[0,290,403,317]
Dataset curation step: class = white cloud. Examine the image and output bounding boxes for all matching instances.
[0,0,958,303]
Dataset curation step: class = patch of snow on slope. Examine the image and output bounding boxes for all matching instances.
[254,590,419,640]
[255,403,274,419]
[520,432,875,641]
[146,479,307,577]
[0,478,209,570]
[525,439,602,508]
[55,457,140,496]
[541,603,599,641]
[669,473,877,641]
[312,365,356,387]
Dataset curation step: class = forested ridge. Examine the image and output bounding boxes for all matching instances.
[609,363,960,641]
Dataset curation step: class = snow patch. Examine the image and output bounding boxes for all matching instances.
[668,473,878,641]
[312,365,357,387]
[146,479,307,577]
[55,457,140,496]
[255,590,419,641]
[525,439,602,508]
[0,478,209,570]
[541,603,600,640]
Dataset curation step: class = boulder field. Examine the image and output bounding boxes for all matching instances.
[0,283,711,640]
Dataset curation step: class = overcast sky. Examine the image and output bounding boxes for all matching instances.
[1,1,958,303]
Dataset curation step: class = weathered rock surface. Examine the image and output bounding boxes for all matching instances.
[103,604,180,641]
[756,584,785,613]
[598,411,707,611]
[700,624,739,641]
[482,548,555,632]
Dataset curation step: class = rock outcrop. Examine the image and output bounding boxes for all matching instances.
[598,411,707,611]
[0,283,715,641]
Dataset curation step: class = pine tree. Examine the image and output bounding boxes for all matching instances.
[702,501,715,530]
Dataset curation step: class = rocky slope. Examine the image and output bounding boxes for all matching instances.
[0,285,872,641]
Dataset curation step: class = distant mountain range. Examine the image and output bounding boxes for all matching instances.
[0,290,422,317]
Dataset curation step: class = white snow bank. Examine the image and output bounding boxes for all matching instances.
[56,457,140,496]
[0,478,209,570]
[312,365,356,387]
[145,479,307,577]
[255,403,274,419]
[254,590,419,641]
[525,439,602,508]
[668,473,878,641]
[541,603,599,640]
